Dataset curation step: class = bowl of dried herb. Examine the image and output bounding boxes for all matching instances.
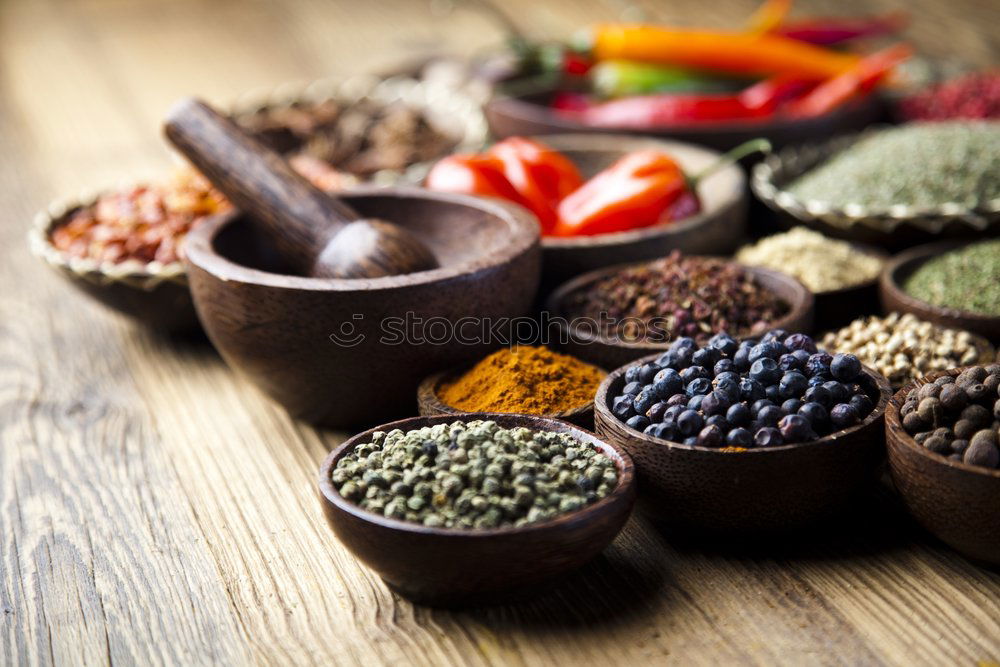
[880,239,1000,344]
[318,413,636,606]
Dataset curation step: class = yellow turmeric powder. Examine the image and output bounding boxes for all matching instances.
[439,345,606,415]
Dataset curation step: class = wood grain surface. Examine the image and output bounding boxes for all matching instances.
[2,0,999,665]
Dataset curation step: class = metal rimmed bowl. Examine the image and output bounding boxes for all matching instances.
[318,413,636,606]
[230,74,488,186]
[594,352,893,534]
[751,128,1000,248]
[28,191,201,331]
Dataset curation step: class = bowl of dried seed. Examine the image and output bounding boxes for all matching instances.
[821,312,995,390]
[735,227,887,331]
[318,413,636,606]
[752,122,1000,248]
[886,365,1000,565]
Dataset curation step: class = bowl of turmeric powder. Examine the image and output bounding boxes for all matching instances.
[418,345,606,429]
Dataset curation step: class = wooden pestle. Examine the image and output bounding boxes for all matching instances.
[163,98,439,279]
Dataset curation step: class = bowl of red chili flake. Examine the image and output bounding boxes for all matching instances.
[30,161,348,331]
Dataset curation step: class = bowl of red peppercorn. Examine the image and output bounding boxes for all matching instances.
[593,331,892,534]
[545,252,814,370]
[886,365,1000,566]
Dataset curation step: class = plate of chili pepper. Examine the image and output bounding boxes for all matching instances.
[425,134,754,288]
[483,1,910,151]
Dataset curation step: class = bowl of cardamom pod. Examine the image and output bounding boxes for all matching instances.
[318,413,636,606]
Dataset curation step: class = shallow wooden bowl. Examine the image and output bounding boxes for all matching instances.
[885,367,1000,565]
[880,240,1000,343]
[485,88,883,153]
[28,195,201,332]
[545,259,815,370]
[810,243,889,333]
[317,413,636,606]
[185,187,540,427]
[535,134,746,288]
[594,353,892,534]
[416,361,604,429]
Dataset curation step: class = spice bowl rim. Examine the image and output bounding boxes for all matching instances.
[415,355,606,424]
[885,366,1000,480]
[184,186,540,292]
[229,73,488,186]
[594,350,892,456]
[751,125,1000,234]
[317,412,637,538]
[529,133,746,250]
[28,189,189,289]
[544,257,815,354]
[879,239,1000,333]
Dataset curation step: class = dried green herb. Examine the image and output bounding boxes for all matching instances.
[332,420,617,529]
[788,122,1000,210]
[903,239,1000,315]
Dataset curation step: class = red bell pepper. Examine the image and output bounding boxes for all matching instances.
[552,151,688,237]
[487,137,583,232]
[787,44,912,118]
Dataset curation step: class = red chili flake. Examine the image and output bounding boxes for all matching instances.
[898,71,1000,121]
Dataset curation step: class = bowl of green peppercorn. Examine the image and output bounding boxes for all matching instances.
[318,413,636,606]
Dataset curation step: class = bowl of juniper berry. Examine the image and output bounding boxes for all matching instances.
[318,413,636,606]
[594,331,892,534]
[885,366,1000,566]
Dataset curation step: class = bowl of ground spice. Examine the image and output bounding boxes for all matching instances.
[418,345,606,428]
[881,239,1000,343]
[752,122,1000,247]
[29,162,348,331]
[886,365,1000,565]
[594,331,892,533]
[736,227,887,331]
[546,251,813,370]
[318,414,636,605]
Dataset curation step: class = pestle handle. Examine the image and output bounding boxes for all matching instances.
[163,97,358,275]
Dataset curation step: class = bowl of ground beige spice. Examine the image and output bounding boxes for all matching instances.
[736,227,887,331]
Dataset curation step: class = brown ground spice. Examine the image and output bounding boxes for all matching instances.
[440,346,606,415]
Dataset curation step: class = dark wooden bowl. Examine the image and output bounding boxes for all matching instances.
[485,88,883,152]
[185,187,541,427]
[885,367,1000,565]
[545,259,815,370]
[535,134,746,289]
[317,413,636,606]
[810,243,889,333]
[594,352,892,534]
[28,197,201,332]
[880,240,1000,343]
[416,360,605,430]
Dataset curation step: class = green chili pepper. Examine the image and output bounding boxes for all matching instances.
[590,60,747,98]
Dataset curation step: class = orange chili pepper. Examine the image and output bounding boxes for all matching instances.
[747,0,793,34]
[551,150,689,237]
[588,23,860,79]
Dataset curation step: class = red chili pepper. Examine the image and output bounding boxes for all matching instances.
[775,11,908,45]
[487,137,584,232]
[787,44,912,118]
[576,75,810,127]
[552,150,689,237]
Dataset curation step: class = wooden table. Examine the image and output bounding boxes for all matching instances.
[2,0,999,664]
